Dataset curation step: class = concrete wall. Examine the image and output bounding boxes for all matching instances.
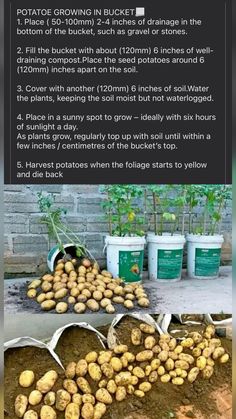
[4,185,232,277]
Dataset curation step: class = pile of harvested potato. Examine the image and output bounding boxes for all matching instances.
[27,258,150,314]
[14,323,229,418]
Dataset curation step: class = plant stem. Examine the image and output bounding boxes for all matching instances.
[153,192,158,235]
[48,213,66,254]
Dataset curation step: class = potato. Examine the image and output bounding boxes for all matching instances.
[113,296,124,304]
[157,350,168,362]
[74,302,86,313]
[179,353,195,365]
[88,363,102,381]
[131,328,142,346]
[63,379,78,395]
[192,347,202,357]
[169,370,177,378]
[64,402,80,419]
[82,289,92,299]
[130,375,139,385]
[138,298,150,307]
[115,372,132,386]
[55,389,71,411]
[100,298,111,308]
[41,282,52,292]
[76,359,88,377]
[28,390,43,406]
[125,293,135,301]
[27,289,37,299]
[86,299,100,312]
[54,288,68,299]
[167,338,177,350]
[45,292,55,300]
[113,286,124,296]
[202,365,214,379]
[42,274,54,281]
[133,366,145,378]
[189,332,203,344]
[82,394,95,405]
[28,279,41,289]
[157,366,165,376]
[40,406,57,419]
[65,261,75,274]
[70,288,80,298]
[181,338,194,348]
[53,282,64,292]
[187,367,200,383]
[205,325,215,338]
[107,379,117,394]
[220,353,229,363]
[160,374,171,383]
[55,302,68,313]
[209,338,222,349]
[98,379,108,389]
[196,356,207,370]
[144,336,156,350]
[202,347,213,358]
[127,384,135,395]
[23,410,38,419]
[36,371,58,393]
[159,341,169,351]
[150,359,161,371]
[15,394,28,418]
[172,377,184,385]
[207,358,215,367]
[148,370,158,383]
[19,370,35,388]
[124,300,134,309]
[37,293,46,304]
[175,360,190,371]
[145,365,152,376]
[114,345,128,354]
[168,351,178,361]
[93,402,107,419]
[115,386,126,402]
[44,392,56,406]
[41,300,56,311]
[103,290,113,299]
[81,403,94,419]
[212,347,225,360]
[136,350,153,362]
[85,351,98,363]
[65,362,76,379]
[152,345,161,354]
[165,358,175,371]
[159,333,171,343]
[174,345,183,355]
[105,304,115,314]
[138,381,152,392]
[76,377,92,394]
[72,394,82,406]
[110,357,123,372]
[134,390,145,398]
[139,324,155,334]
[98,351,112,365]
[96,388,112,405]
[101,363,114,379]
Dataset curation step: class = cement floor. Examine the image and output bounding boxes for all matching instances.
[4,266,232,316]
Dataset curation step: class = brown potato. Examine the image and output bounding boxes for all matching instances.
[81,403,94,419]
[19,370,35,388]
[28,390,43,406]
[76,360,88,377]
[15,394,28,418]
[44,392,56,406]
[131,328,142,346]
[76,377,92,394]
[65,402,80,419]
[55,389,71,411]
[63,379,78,395]
[74,302,86,313]
[40,406,57,419]
[116,386,126,401]
[36,371,58,393]
[88,363,102,381]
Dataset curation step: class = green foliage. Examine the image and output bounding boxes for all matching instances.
[37,192,87,258]
[101,185,145,237]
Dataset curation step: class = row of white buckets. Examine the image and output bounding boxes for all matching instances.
[47,234,224,283]
[105,234,224,283]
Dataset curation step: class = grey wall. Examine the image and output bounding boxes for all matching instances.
[4,185,232,277]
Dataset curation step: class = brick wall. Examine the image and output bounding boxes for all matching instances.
[4,185,232,277]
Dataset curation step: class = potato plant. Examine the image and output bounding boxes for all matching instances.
[14,323,229,418]
[27,258,150,313]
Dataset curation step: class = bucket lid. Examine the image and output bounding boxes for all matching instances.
[186,234,224,244]
[147,233,185,245]
[105,235,146,245]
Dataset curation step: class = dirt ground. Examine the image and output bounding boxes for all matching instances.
[4,318,232,419]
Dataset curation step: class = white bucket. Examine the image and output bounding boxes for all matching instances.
[105,236,146,283]
[187,234,224,279]
[147,234,185,282]
[47,243,77,271]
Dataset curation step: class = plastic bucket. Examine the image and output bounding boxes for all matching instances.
[147,234,185,282]
[187,234,224,279]
[47,243,77,272]
[105,236,146,283]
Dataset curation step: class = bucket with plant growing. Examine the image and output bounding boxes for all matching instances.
[101,185,146,283]
[146,185,186,282]
[37,192,95,271]
[186,185,231,279]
